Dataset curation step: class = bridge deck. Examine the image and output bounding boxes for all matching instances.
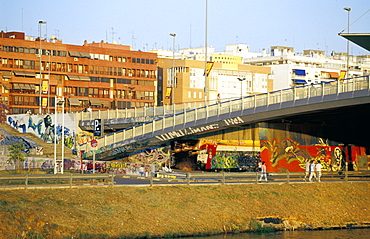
[79,76,370,160]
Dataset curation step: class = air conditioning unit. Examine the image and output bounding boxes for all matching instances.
[74,58,78,61]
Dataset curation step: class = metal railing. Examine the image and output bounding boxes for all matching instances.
[150,170,370,185]
[0,174,115,189]
[79,76,370,156]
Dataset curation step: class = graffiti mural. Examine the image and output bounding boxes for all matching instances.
[105,162,155,175]
[128,146,171,166]
[197,139,261,171]
[7,113,77,149]
[0,129,41,155]
[259,138,358,172]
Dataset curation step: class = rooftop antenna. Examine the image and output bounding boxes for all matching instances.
[111,27,117,43]
[190,23,192,48]
[55,29,60,39]
[22,8,23,31]
[131,31,136,49]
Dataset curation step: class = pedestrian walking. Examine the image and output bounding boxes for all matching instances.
[316,160,323,182]
[309,160,317,182]
[304,159,310,182]
[259,161,268,182]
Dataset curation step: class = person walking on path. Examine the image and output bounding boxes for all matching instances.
[304,159,310,182]
[259,161,268,183]
[309,160,317,182]
[316,160,323,182]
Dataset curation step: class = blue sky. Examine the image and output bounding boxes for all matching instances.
[1,0,369,55]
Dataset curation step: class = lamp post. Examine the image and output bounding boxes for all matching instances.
[344,7,351,78]
[237,78,246,98]
[169,33,176,105]
[54,97,65,174]
[46,50,51,114]
[38,20,47,114]
[204,0,208,103]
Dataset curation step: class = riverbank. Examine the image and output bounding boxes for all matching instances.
[0,182,369,238]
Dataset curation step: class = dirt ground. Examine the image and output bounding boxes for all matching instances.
[0,182,369,239]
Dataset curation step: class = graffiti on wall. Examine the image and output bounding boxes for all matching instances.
[0,129,41,154]
[196,139,261,171]
[260,138,353,172]
[128,147,171,166]
[7,114,76,149]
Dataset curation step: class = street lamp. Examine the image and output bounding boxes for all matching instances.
[204,0,208,103]
[54,96,65,174]
[237,78,246,98]
[38,20,47,114]
[169,33,176,105]
[46,50,51,114]
[344,7,351,78]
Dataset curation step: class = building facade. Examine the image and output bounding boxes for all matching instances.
[243,46,369,90]
[0,31,157,115]
[157,58,272,106]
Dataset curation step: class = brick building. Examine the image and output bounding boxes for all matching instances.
[0,31,157,114]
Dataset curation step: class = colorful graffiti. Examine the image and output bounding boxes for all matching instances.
[0,129,41,154]
[197,139,261,171]
[7,114,76,149]
[105,162,155,175]
[260,138,365,172]
[128,147,171,166]
[211,152,239,169]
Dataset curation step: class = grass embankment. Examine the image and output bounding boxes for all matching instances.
[0,182,369,239]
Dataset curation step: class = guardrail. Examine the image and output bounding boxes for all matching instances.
[1,171,369,189]
[150,170,370,185]
[0,174,115,189]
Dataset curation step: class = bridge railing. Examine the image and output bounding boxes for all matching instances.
[80,76,370,155]
[80,76,370,123]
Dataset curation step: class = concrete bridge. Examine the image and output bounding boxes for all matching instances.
[78,75,370,161]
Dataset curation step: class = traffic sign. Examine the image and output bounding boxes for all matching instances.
[91,139,98,148]
[94,119,102,136]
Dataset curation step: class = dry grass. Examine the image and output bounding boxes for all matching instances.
[0,182,369,238]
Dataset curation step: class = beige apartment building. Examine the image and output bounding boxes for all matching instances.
[157,57,272,106]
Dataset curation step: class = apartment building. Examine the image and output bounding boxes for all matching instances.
[157,57,272,106]
[243,46,367,90]
[0,31,157,114]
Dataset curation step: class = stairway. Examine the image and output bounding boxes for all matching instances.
[0,123,75,159]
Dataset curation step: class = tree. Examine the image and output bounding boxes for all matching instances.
[7,142,26,173]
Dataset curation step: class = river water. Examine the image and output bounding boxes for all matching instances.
[175,228,370,239]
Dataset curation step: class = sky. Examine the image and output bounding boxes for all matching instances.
[1,0,370,55]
